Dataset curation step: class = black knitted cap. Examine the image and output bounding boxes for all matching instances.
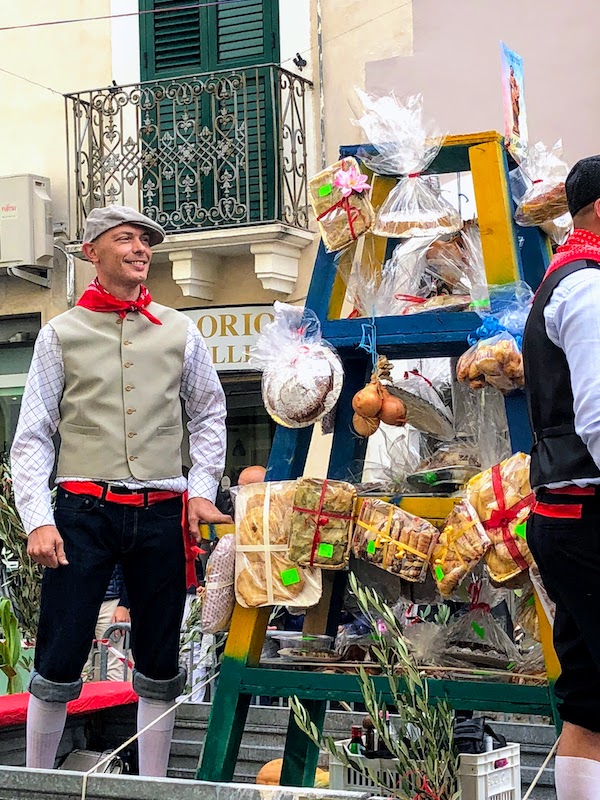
[566,155,600,217]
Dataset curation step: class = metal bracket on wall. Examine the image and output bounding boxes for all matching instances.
[6,266,52,288]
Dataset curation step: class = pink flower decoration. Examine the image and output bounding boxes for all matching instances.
[333,166,371,197]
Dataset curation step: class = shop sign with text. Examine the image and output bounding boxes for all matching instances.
[183,305,274,371]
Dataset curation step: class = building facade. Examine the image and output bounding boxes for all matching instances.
[0,0,598,475]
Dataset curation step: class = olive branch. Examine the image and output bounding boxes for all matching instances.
[290,573,460,800]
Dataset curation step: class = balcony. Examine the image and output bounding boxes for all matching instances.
[65,64,315,298]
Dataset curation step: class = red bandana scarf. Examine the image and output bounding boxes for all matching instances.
[543,228,600,282]
[77,278,162,325]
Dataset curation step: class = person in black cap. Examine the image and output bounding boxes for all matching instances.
[523,156,600,799]
[11,206,231,776]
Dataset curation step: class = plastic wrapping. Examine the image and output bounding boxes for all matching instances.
[456,332,524,393]
[201,534,236,634]
[353,90,461,238]
[251,302,344,428]
[308,156,374,252]
[431,500,491,597]
[515,141,569,227]
[444,606,522,670]
[530,563,556,628]
[390,368,454,440]
[452,382,512,470]
[540,212,573,246]
[287,478,356,570]
[352,497,439,582]
[467,453,535,584]
[234,481,322,608]
[515,586,540,642]
[403,620,446,666]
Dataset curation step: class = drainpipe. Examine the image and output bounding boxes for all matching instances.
[316,0,326,168]
[54,242,76,308]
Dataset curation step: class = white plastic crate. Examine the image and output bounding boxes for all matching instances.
[458,743,521,800]
[328,739,416,793]
[329,738,521,799]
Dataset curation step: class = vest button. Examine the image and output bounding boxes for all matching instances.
[127,408,136,415]
[116,319,123,325]
[128,455,138,461]
[123,340,132,345]
[125,385,134,391]
[124,362,133,368]
[127,432,137,438]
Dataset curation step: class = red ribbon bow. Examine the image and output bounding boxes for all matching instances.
[467,580,490,613]
[482,464,533,573]
[317,196,363,242]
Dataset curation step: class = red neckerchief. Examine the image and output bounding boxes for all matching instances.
[77,278,162,325]
[542,228,600,281]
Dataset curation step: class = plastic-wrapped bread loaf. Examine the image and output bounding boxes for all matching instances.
[385,507,439,582]
[352,498,438,582]
[288,478,356,569]
[466,452,535,583]
[201,534,236,634]
[432,500,491,597]
[234,481,322,608]
[308,157,374,252]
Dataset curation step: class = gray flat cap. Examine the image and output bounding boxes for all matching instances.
[83,205,165,246]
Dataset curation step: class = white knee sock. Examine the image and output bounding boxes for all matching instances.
[26,695,67,769]
[136,698,176,778]
[555,755,600,800]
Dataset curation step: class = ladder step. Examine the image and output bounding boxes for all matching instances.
[322,312,479,357]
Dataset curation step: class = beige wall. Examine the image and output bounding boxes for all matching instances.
[364,0,599,166]
[0,2,112,322]
[318,0,414,165]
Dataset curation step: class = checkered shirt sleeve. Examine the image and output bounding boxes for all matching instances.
[10,325,63,533]
[182,318,227,502]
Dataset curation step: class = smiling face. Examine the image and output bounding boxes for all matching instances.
[82,224,153,300]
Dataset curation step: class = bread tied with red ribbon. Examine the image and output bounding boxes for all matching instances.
[466,452,535,584]
[288,478,356,570]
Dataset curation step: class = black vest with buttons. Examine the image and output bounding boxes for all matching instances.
[523,258,600,488]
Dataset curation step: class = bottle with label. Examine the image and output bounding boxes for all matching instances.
[362,716,375,752]
[348,725,364,755]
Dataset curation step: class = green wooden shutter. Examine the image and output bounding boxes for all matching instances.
[210,0,279,69]
[140,0,205,80]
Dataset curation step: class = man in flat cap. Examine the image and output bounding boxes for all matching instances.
[11,206,231,775]
[523,158,600,799]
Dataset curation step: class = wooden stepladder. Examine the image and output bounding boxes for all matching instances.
[197,132,559,787]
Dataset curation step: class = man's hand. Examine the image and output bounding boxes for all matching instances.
[188,497,233,542]
[112,605,130,625]
[27,525,69,569]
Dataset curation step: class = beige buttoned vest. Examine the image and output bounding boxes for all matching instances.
[49,302,189,481]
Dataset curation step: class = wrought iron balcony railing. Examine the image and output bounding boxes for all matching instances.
[65,65,312,238]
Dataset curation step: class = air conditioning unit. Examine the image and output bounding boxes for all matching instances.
[0,174,53,286]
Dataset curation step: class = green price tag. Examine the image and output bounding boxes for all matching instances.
[472,622,486,640]
[318,542,334,559]
[280,568,301,587]
[515,522,527,539]
[366,540,376,555]
[435,565,445,581]
[506,662,516,671]
[318,183,333,197]
[526,595,535,607]
[470,298,491,310]
[424,471,438,485]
